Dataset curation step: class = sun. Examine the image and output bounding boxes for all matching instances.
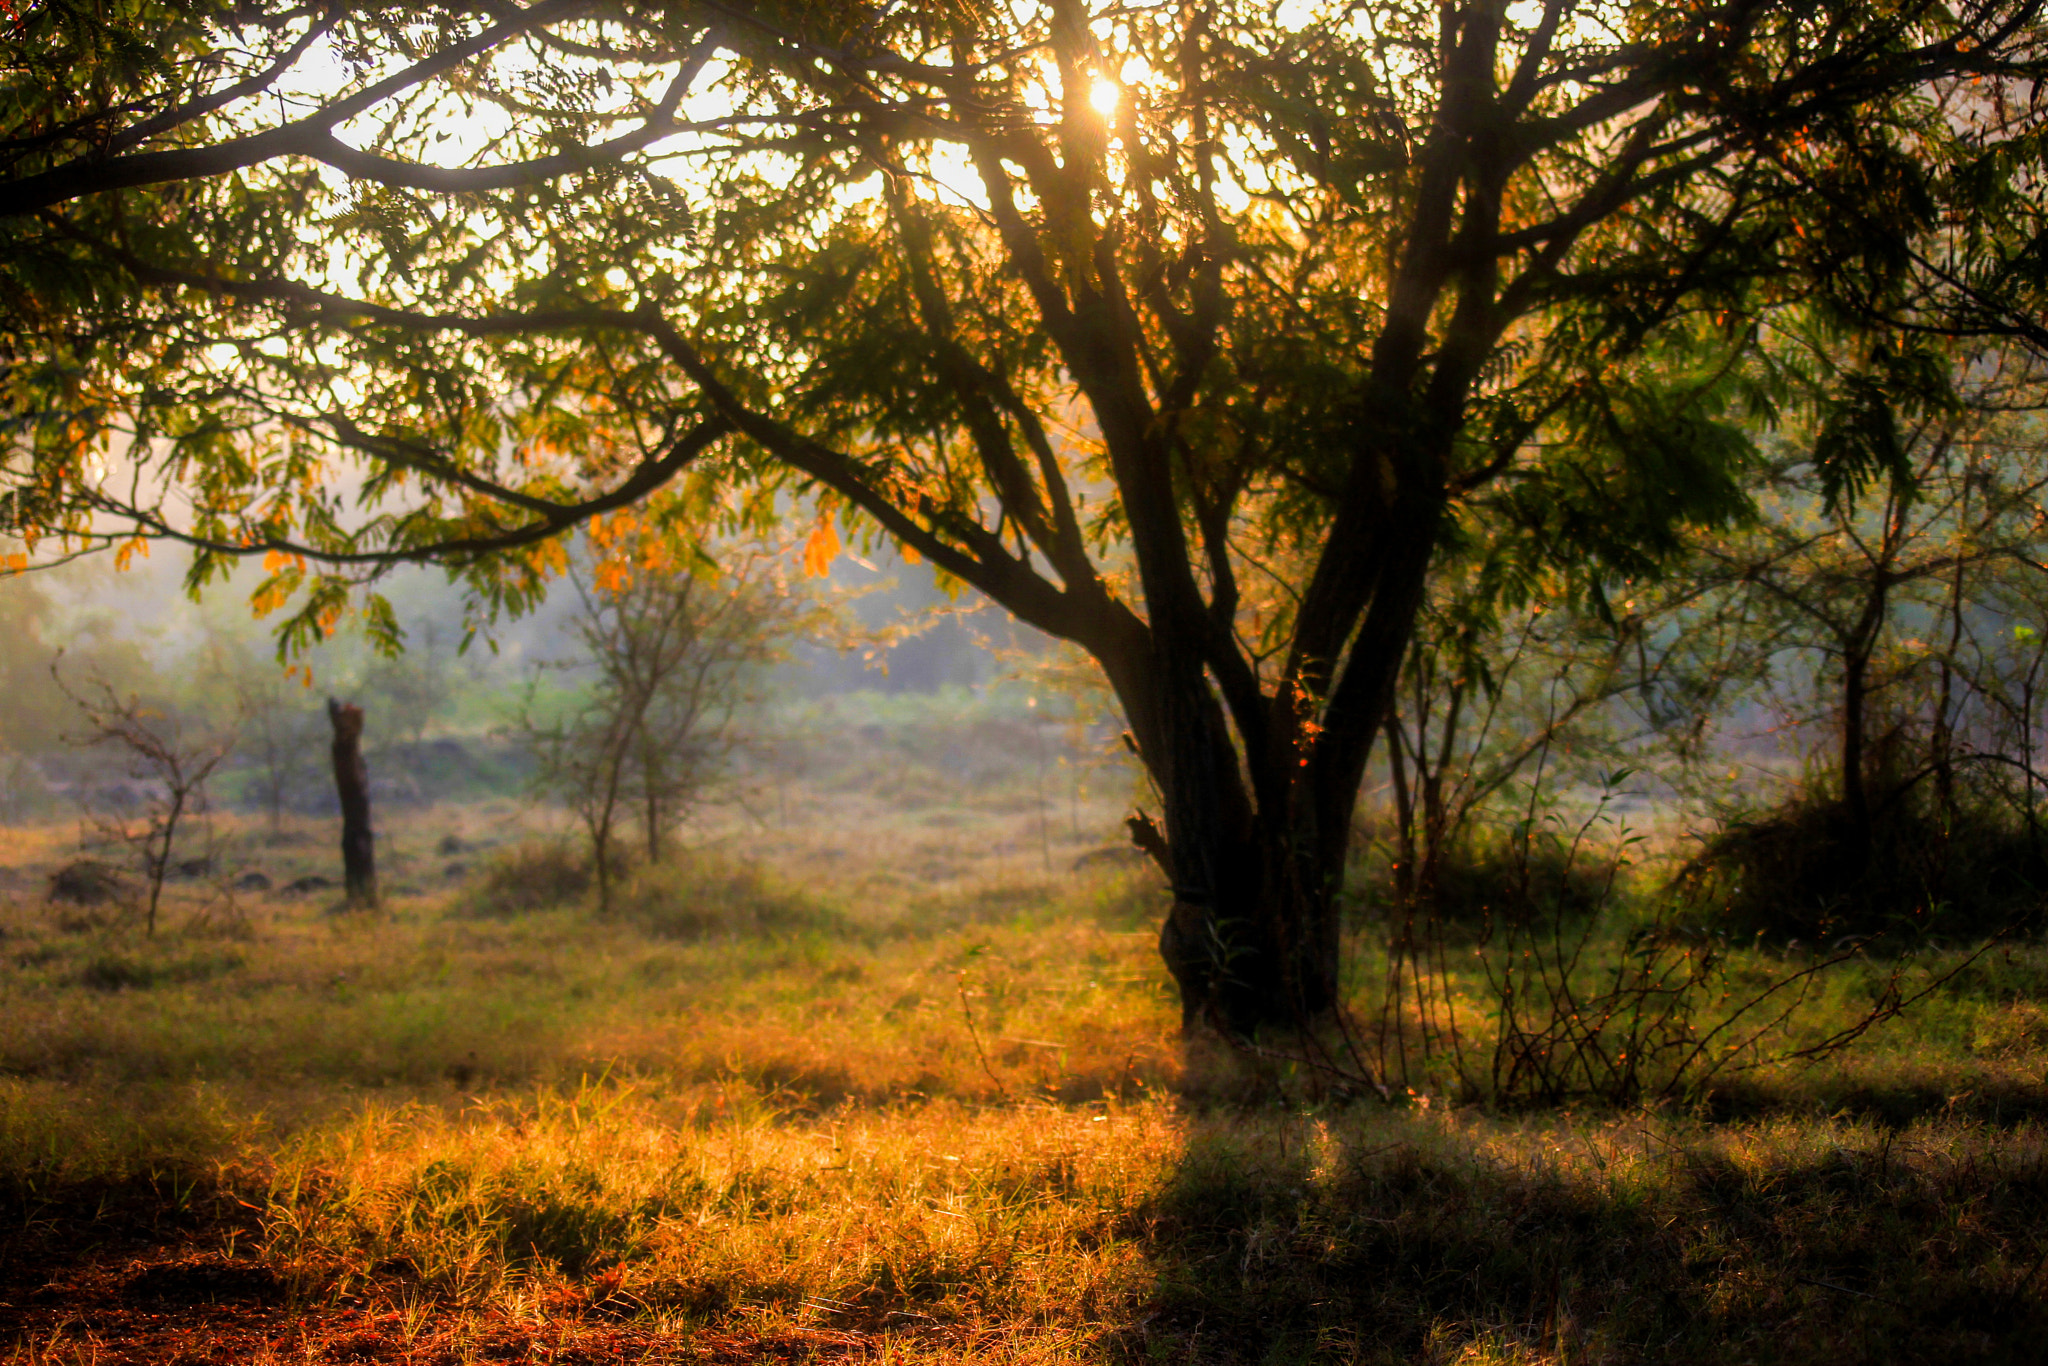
[1087,76,1119,117]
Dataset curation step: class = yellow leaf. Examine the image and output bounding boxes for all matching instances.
[113,537,149,572]
[900,543,922,566]
[803,516,841,579]
[2,553,26,573]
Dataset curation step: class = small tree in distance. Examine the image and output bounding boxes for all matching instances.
[53,655,236,935]
[524,529,810,912]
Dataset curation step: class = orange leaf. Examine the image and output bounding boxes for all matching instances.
[803,516,841,579]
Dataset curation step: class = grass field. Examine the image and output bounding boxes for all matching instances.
[3,731,2048,1364]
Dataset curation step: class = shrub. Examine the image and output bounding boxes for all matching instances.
[1680,776,2045,945]
[1347,825,1614,940]
[47,859,126,907]
[1340,803,1950,1109]
[75,949,243,992]
[611,857,845,941]
[463,842,593,916]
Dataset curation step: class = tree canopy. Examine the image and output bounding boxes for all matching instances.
[7,0,2048,1028]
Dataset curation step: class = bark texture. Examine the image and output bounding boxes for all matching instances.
[328,699,377,909]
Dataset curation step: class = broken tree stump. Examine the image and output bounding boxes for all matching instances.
[327,698,377,908]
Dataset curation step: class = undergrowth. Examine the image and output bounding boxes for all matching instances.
[1683,771,2047,944]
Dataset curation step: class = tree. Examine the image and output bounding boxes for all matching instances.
[1656,349,2048,935]
[234,659,321,833]
[183,623,322,832]
[1703,371,2048,841]
[6,1,2048,1031]
[524,527,804,911]
[52,657,236,935]
[363,622,454,749]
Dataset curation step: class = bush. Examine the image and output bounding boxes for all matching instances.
[611,857,846,941]
[463,842,593,916]
[75,949,244,992]
[1348,826,1615,940]
[1352,809,1859,1109]
[1680,777,2045,944]
[47,859,127,908]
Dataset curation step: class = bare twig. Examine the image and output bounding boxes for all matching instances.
[957,972,1011,1102]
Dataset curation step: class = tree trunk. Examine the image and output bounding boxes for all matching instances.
[1134,645,1369,1037]
[1841,642,1871,839]
[1110,474,1443,1037]
[328,699,377,909]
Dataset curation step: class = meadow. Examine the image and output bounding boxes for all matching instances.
[3,711,2047,1364]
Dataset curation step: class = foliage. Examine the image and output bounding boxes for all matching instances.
[462,840,594,918]
[1369,597,1677,912]
[608,855,846,942]
[1636,356,2048,937]
[1351,814,1613,939]
[181,624,325,832]
[1344,789,1990,1109]
[10,1,2048,1026]
[360,622,456,749]
[0,550,151,762]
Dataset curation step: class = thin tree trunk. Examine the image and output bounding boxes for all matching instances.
[1839,578,1890,865]
[1387,706,1417,901]
[1934,529,1967,819]
[328,699,377,909]
[592,726,629,914]
[1842,643,1871,833]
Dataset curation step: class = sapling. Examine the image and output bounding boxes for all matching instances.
[53,654,236,935]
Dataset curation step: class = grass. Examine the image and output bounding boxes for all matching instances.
[3,753,2048,1362]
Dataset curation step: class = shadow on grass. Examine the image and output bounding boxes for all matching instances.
[1131,1097,2048,1366]
[0,1196,297,1366]
[7,1096,2048,1365]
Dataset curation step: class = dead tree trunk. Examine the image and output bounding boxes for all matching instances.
[328,699,377,908]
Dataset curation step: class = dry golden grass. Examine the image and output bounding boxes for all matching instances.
[257,1089,1172,1354]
